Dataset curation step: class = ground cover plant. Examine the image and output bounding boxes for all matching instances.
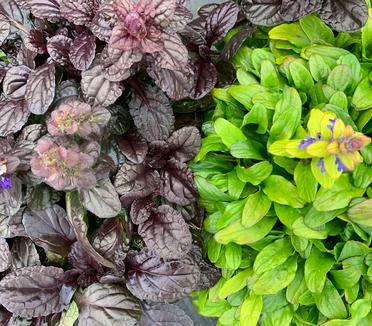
[0,0,231,324]
[191,8,372,326]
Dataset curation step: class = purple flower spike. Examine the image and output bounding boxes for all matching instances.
[327,118,337,135]
[0,176,12,189]
[299,134,317,149]
[316,158,326,173]
[335,155,347,172]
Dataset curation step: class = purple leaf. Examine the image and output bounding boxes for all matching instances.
[0,208,26,239]
[3,65,31,99]
[90,0,117,42]
[221,24,256,61]
[81,61,123,107]
[160,159,198,206]
[68,242,104,286]
[66,192,115,268]
[23,204,76,256]
[280,0,322,21]
[27,0,62,21]
[25,63,56,115]
[125,249,200,302]
[60,0,97,25]
[0,99,30,136]
[0,14,10,45]
[118,131,148,164]
[0,177,22,216]
[78,178,121,219]
[242,0,284,26]
[139,303,193,326]
[24,29,47,54]
[10,238,40,270]
[204,1,239,46]
[319,0,369,32]
[197,3,219,17]
[191,58,217,99]
[92,218,128,261]
[146,141,170,169]
[101,46,139,81]
[0,266,72,318]
[47,35,72,65]
[167,127,201,163]
[152,32,188,70]
[138,205,192,259]
[114,162,160,206]
[69,32,96,71]
[0,238,11,272]
[130,196,156,225]
[147,66,194,100]
[76,283,141,326]
[129,85,175,142]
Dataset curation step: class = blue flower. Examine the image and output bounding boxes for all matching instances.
[335,155,348,172]
[299,134,317,149]
[0,176,12,190]
[316,158,326,173]
[327,118,337,134]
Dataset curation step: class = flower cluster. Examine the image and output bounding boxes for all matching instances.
[106,0,189,71]
[269,109,371,187]
[30,137,97,191]
[47,100,111,139]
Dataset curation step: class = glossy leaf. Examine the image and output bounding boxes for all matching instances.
[69,32,96,71]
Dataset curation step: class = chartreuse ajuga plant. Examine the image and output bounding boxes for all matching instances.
[190,14,372,326]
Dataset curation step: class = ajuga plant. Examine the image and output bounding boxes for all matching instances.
[191,12,372,326]
[0,0,229,325]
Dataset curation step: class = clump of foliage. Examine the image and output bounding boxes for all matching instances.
[191,12,372,326]
[0,0,227,324]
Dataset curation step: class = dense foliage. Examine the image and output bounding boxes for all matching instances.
[0,0,371,324]
[191,11,372,326]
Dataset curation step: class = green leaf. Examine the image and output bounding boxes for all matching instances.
[330,263,362,289]
[350,299,372,321]
[219,268,254,299]
[312,279,348,319]
[236,68,258,85]
[215,216,277,245]
[313,175,365,211]
[195,176,233,202]
[294,161,318,203]
[263,175,306,208]
[253,256,297,295]
[274,203,301,229]
[270,86,302,141]
[362,8,372,60]
[289,61,315,92]
[235,161,273,185]
[217,199,246,231]
[225,243,242,270]
[329,91,348,111]
[261,306,293,326]
[194,134,228,162]
[292,217,329,239]
[207,238,222,263]
[269,23,310,49]
[214,118,247,149]
[240,292,263,326]
[227,171,245,200]
[228,84,266,109]
[242,190,272,227]
[299,15,335,45]
[305,246,335,293]
[251,48,276,72]
[338,241,369,261]
[347,199,372,227]
[242,103,269,134]
[309,54,331,82]
[230,140,265,160]
[301,45,351,67]
[286,263,308,305]
[199,299,231,317]
[59,301,79,326]
[352,77,372,111]
[327,65,353,92]
[261,60,281,90]
[304,206,344,229]
[253,237,293,275]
